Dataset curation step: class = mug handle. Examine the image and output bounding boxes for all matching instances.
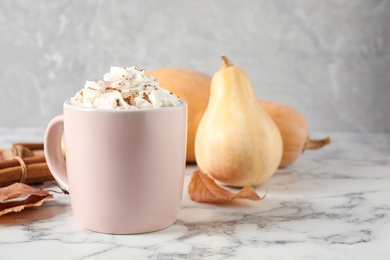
[44,115,69,191]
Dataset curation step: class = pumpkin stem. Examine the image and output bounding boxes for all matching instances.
[305,136,332,150]
[221,55,233,68]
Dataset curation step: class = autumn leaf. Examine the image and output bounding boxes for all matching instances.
[0,183,53,216]
[188,170,267,203]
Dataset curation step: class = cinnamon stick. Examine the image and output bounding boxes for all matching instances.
[0,142,54,187]
[13,143,44,151]
[0,153,46,170]
[0,162,53,187]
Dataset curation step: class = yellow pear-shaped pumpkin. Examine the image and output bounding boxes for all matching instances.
[195,56,283,187]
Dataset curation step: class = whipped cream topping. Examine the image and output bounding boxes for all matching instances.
[70,66,181,109]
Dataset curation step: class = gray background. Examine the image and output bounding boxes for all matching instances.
[0,0,389,132]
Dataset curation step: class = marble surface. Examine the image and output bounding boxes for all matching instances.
[0,128,390,259]
[1,1,390,132]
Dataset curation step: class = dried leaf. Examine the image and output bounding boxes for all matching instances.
[0,183,53,216]
[188,170,267,203]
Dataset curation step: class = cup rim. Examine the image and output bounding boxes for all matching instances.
[64,99,186,113]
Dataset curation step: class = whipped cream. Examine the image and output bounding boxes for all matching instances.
[70,66,181,109]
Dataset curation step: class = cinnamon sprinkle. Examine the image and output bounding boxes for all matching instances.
[124,94,136,106]
[105,87,121,92]
[142,92,151,103]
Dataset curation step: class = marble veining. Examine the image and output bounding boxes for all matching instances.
[0,128,390,259]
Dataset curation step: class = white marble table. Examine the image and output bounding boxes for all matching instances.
[0,128,389,259]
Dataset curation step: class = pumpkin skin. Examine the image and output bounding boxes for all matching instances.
[258,100,308,167]
[146,68,329,167]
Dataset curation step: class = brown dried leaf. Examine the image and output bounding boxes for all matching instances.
[188,170,266,203]
[0,183,53,216]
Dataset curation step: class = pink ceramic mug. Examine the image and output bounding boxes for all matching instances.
[44,100,187,234]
